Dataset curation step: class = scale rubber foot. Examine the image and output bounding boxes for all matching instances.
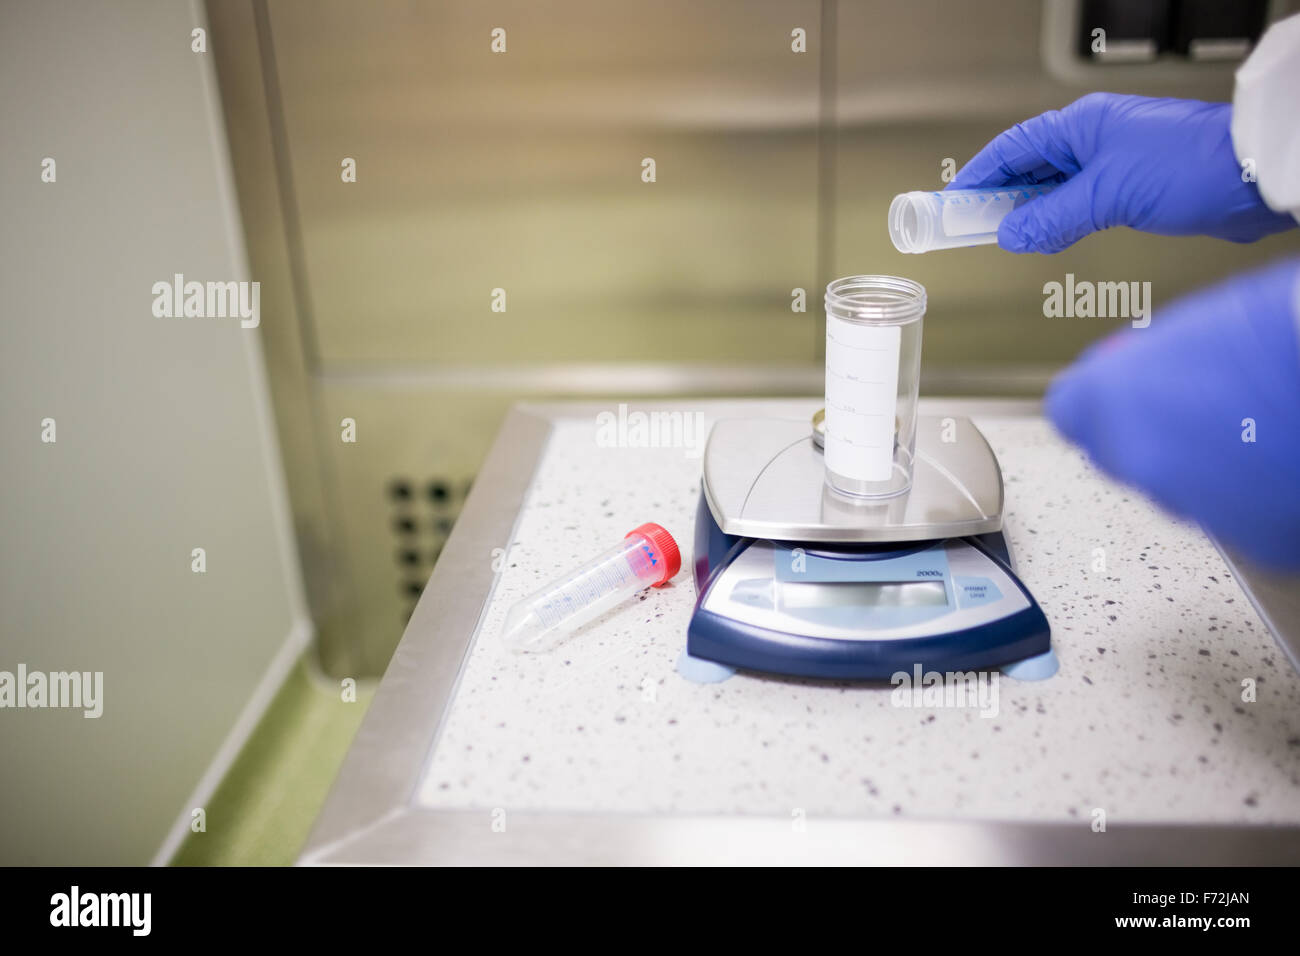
[676,648,736,684]
[1001,647,1059,682]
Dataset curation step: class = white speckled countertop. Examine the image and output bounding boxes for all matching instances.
[417,407,1300,824]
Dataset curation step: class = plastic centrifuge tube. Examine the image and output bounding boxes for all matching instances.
[500,522,681,653]
[888,183,1059,253]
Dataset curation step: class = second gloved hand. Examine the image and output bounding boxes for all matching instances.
[949,93,1295,253]
[1045,257,1300,569]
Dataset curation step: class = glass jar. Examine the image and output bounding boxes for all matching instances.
[823,275,926,498]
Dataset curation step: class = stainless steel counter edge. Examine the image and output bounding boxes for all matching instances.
[299,399,1300,866]
[1216,544,1300,678]
[300,404,555,858]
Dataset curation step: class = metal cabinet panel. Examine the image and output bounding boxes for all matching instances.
[267,0,824,365]
[316,386,516,673]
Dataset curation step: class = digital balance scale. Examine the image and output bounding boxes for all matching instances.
[683,413,1056,682]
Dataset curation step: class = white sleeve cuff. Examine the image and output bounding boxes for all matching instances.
[1232,13,1300,217]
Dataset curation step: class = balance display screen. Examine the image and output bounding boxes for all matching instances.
[780,579,948,609]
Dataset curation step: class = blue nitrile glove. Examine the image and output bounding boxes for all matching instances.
[949,93,1296,254]
[1045,257,1300,569]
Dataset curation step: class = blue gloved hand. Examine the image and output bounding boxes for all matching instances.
[1045,257,1300,568]
[949,93,1295,253]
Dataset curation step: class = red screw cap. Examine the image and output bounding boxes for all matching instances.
[625,522,681,587]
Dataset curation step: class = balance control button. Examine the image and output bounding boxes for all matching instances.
[955,575,1001,608]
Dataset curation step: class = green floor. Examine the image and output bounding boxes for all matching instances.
[170,657,377,866]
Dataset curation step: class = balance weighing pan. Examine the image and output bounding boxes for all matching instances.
[700,415,1003,545]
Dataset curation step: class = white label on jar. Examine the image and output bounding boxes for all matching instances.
[824,315,900,482]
